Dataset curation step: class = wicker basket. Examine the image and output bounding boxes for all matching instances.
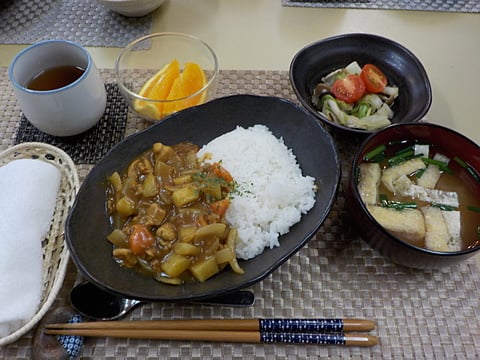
[0,143,80,346]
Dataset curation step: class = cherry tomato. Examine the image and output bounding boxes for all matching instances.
[360,64,388,93]
[331,74,366,103]
[129,224,155,255]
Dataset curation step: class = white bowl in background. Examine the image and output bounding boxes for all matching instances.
[98,0,165,17]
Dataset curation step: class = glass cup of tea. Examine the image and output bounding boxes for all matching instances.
[8,40,107,137]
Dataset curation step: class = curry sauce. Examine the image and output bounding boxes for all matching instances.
[106,142,244,285]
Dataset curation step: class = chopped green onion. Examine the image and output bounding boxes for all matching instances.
[379,195,417,210]
[422,158,447,167]
[387,149,415,166]
[386,201,418,210]
[370,153,386,163]
[395,146,414,156]
[382,143,425,167]
[380,194,418,210]
[422,157,453,174]
[468,205,480,213]
[379,194,389,206]
[453,156,480,183]
[415,168,426,179]
[387,153,426,167]
[453,156,468,168]
[431,203,457,211]
[363,144,386,162]
[466,165,480,183]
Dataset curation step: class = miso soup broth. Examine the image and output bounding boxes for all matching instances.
[358,140,480,251]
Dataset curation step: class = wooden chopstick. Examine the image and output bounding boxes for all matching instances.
[44,328,378,346]
[45,319,378,346]
[46,318,375,332]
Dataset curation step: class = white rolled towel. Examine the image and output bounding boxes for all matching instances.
[0,159,61,337]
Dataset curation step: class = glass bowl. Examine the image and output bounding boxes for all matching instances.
[115,32,219,122]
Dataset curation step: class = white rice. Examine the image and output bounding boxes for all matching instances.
[197,124,316,260]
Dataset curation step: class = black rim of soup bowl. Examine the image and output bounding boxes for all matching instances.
[348,122,480,269]
[65,94,342,302]
[289,33,432,136]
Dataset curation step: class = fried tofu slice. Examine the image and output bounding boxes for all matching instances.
[441,210,462,251]
[392,175,459,208]
[358,163,381,205]
[416,153,450,189]
[367,205,425,243]
[381,157,426,193]
[421,206,450,252]
[414,144,430,158]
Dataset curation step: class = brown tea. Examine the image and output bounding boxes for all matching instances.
[26,65,85,91]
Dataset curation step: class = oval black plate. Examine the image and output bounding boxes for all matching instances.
[65,94,341,302]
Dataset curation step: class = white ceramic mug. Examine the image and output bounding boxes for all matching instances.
[8,40,107,137]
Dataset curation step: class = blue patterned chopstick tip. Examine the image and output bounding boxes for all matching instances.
[57,314,84,360]
[259,318,344,333]
[260,332,346,345]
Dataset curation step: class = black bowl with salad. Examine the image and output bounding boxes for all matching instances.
[289,33,432,135]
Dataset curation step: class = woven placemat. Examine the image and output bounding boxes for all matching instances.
[14,83,127,164]
[0,68,479,359]
[282,0,480,13]
[0,0,153,47]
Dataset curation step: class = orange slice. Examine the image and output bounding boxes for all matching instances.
[134,59,180,120]
[163,62,207,116]
[134,60,207,120]
[162,77,182,116]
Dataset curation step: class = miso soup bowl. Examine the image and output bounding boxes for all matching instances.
[347,122,480,269]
